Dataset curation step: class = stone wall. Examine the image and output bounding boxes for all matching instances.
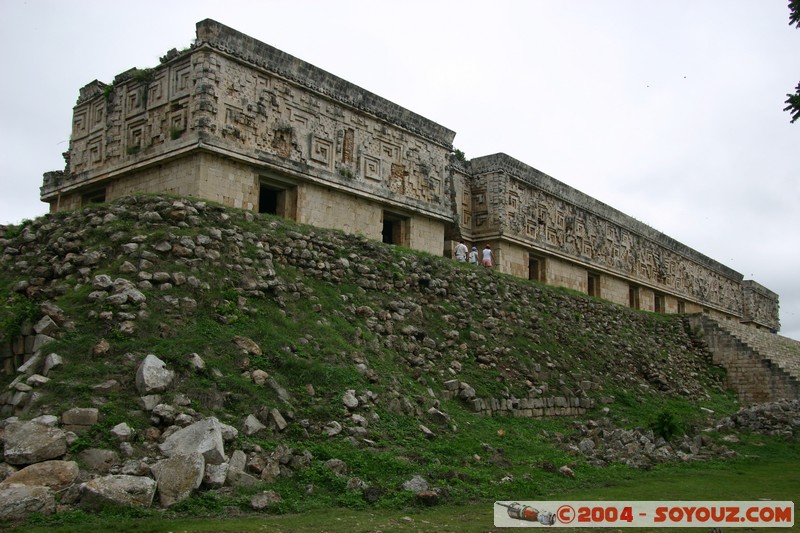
[469,154,778,328]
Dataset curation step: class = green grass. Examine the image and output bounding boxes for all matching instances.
[14,448,799,533]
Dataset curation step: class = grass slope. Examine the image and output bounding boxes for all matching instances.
[0,195,795,531]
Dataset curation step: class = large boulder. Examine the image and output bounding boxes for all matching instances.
[3,421,67,465]
[0,460,78,491]
[79,475,157,510]
[150,452,205,508]
[158,417,226,464]
[135,354,175,395]
[0,483,55,521]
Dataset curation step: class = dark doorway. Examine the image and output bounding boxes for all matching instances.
[82,188,106,206]
[382,211,408,246]
[259,187,279,215]
[528,254,544,282]
[258,181,296,219]
[629,286,640,310]
[654,293,665,313]
[588,273,600,297]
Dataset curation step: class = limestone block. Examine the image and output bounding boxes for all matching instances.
[135,354,174,395]
[151,452,205,508]
[0,483,55,521]
[3,421,67,465]
[203,462,228,488]
[110,422,133,442]
[33,315,59,336]
[79,475,157,510]
[16,353,43,377]
[62,407,99,426]
[159,417,227,465]
[0,460,79,491]
[243,414,266,436]
[78,448,120,474]
[269,408,287,432]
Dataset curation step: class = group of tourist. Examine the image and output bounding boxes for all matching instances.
[454,240,493,267]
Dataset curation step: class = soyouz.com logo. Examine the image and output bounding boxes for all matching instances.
[493,501,794,528]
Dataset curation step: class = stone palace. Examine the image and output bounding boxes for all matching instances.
[40,19,779,332]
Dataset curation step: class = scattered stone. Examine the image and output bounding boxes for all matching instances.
[251,369,269,385]
[135,354,175,395]
[233,336,262,356]
[243,414,266,436]
[426,407,451,426]
[417,489,440,506]
[188,353,206,371]
[79,475,157,510]
[159,417,227,465]
[110,422,134,442]
[0,460,79,491]
[151,452,205,507]
[419,424,436,439]
[250,490,282,510]
[0,484,55,521]
[78,448,120,474]
[3,421,67,465]
[342,389,359,409]
[62,407,99,426]
[269,408,288,432]
[43,352,63,375]
[402,475,430,495]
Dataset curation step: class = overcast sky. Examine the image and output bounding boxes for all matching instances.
[1,0,798,339]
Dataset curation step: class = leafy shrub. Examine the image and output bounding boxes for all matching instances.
[650,410,681,441]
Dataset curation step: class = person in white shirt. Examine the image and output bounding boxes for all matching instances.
[482,245,493,267]
[455,241,468,262]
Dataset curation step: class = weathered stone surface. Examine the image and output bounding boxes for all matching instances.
[0,483,55,521]
[233,336,261,355]
[225,449,258,487]
[62,407,99,426]
[43,352,63,375]
[188,352,206,371]
[159,417,227,464]
[33,315,59,336]
[151,452,205,507]
[110,422,134,442]
[401,475,429,494]
[342,389,359,409]
[79,475,157,510]
[426,407,451,426]
[269,408,287,431]
[243,414,266,436]
[250,490,282,510]
[78,448,120,474]
[323,458,348,476]
[0,460,78,491]
[16,353,43,377]
[3,421,67,465]
[251,369,269,385]
[203,463,228,488]
[135,354,175,395]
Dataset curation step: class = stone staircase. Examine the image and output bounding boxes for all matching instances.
[685,314,800,404]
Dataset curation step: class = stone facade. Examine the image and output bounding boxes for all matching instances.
[40,19,779,331]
